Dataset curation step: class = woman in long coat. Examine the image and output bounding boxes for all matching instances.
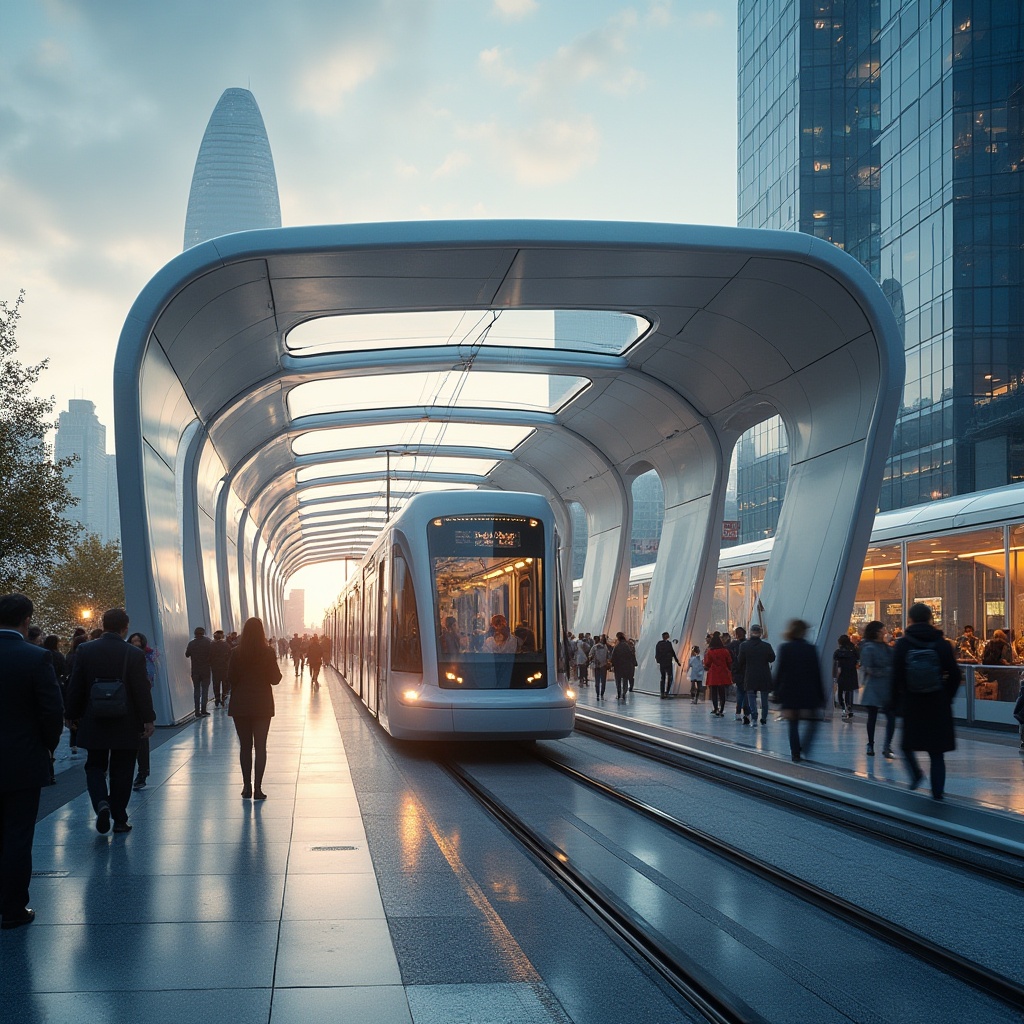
[772,619,826,762]
[227,617,282,799]
[858,621,895,758]
[703,632,733,717]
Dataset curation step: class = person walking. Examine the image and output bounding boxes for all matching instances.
[0,594,65,929]
[307,634,324,689]
[858,620,896,758]
[574,637,590,686]
[66,608,156,834]
[227,617,282,800]
[185,626,213,718]
[728,626,746,719]
[891,603,962,800]
[611,632,636,701]
[703,632,733,717]
[591,635,610,700]
[737,624,776,725]
[209,630,231,708]
[654,632,681,699]
[127,632,159,790]
[687,646,705,703]
[832,634,860,719]
[772,619,826,762]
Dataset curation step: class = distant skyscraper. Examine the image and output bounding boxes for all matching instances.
[283,590,305,636]
[55,399,120,543]
[183,88,281,250]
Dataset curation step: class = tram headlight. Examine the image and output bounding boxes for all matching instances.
[402,689,420,702]
[565,688,576,701]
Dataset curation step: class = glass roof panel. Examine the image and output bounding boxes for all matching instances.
[286,309,647,358]
[297,480,476,504]
[292,422,534,457]
[288,371,587,419]
[296,454,497,484]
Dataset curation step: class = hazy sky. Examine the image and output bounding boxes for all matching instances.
[1,0,738,620]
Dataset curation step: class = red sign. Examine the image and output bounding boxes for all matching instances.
[722,520,740,540]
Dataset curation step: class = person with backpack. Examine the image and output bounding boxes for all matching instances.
[891,603,962,800]
[590,635,610,701]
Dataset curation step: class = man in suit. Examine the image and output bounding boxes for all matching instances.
[66,608,156,835]
[185,626,213,717]
[0,593,65,929]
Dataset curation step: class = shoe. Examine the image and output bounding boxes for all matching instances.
[70,746,78,755]
[734,712,742,719]
[1,908,35,930]
[909,770,924,791]
[743,716,750,725]
[133,776,147,790]
[113,822,132,834]
[95,801,111,835]
[760,717,767,725]
[883,748,895,759]
[253,790,268,801]
[841,712,850,721]
[241,787,252,799]
[791,754,802,763]
[866,744,875,756]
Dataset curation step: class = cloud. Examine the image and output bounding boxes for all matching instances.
[686,9,724,29]
[493,0,538,20]
[432,150,470,178]
[465,116,600,186]
[295,45,384,115]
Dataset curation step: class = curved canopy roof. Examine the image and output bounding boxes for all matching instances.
[117,219,899,579]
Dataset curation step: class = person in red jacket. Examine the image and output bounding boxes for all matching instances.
[703,631,733,718]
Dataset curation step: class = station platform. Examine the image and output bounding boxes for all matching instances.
[5,666,1022,1023]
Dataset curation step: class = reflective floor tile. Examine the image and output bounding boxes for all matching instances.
[270,985,411,1024]
[281,872,386,921]
[274,919,402,987]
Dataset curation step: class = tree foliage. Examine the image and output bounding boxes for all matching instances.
[33,533,125,639]
[0,291,80,593]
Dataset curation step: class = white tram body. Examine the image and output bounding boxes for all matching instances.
[324,490,576,740]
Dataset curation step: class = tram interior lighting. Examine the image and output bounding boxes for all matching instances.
[514,561,526,568]
[503,565,514,573]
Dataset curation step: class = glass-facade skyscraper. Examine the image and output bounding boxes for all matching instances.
[734,0,1023,540]
[184,88,282,250]
[55,399,120,543]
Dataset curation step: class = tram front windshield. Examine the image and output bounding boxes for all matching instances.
[428,514,546,689]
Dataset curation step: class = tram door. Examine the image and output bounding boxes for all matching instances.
[375,558,388,719]
[364,561,378,716]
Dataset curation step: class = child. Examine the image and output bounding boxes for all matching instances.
[688,645,705,703]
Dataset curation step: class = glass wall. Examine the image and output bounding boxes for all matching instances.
[855,543,904,636]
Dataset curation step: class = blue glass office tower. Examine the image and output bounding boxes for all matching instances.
[184,88,282,250]
[735,0,1023,539]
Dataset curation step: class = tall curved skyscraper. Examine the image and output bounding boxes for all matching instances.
[183,88,281,251]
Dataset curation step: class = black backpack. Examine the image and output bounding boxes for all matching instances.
[903,637,943,695]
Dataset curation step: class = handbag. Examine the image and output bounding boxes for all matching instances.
[90,653,131,719]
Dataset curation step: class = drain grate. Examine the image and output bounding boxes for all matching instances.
[31,870,70,878]
[309,844,357,852]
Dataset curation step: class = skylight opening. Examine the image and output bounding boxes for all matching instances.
[295,454,497,485]
[291,422,534,457]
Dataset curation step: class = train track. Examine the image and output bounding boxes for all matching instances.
[573,711,1024,883]
[443,749,1024,1023]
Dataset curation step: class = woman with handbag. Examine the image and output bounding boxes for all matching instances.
[227,617,282,799]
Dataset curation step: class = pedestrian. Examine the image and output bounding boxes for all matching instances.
[307,634,323,688]
[832,633,860,719]
[703,631,733,717]
[687,646,704,703]
[289,633,303,674]
[626,637,637,692]
[858,620,896,758]
[227,617,282,800]
[591,635,610,700]
[728,626,746,719]
[127,632,159,790]
[891,602,962,800]
[654,632,681,699]
[42,635,67,784]
[610,632,636,700]
[0,594,65,929]
[737,624,776,725]
[772,619,826,762]
[65,607,156,834]
[209,629,231,708]
[185,626,213,718]
[574,638,590,686]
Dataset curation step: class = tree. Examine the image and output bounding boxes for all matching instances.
[0,291,80,593]
[33,533,125,639]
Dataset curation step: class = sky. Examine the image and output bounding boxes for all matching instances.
[1,0,739,623]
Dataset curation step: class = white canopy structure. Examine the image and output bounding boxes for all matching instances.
[114,221,903,723]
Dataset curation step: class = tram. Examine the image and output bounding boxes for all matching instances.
[323,490,576,740]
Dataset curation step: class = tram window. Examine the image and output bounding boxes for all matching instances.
[428,514,547,689]
[391,552,422,673]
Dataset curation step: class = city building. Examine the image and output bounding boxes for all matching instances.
[183,87,281,250]
[734,0,1023,541]
[54,398,119,543]
[283,589,305,638]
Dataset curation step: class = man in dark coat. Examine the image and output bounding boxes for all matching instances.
[728,626,746,718]
[654,632,680,699]
[66,608,156,834]
[185,626,213,717]
[0,594,65,929]
[209,630,231,708]
[737,624,776,725]
[891,602,961,800]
